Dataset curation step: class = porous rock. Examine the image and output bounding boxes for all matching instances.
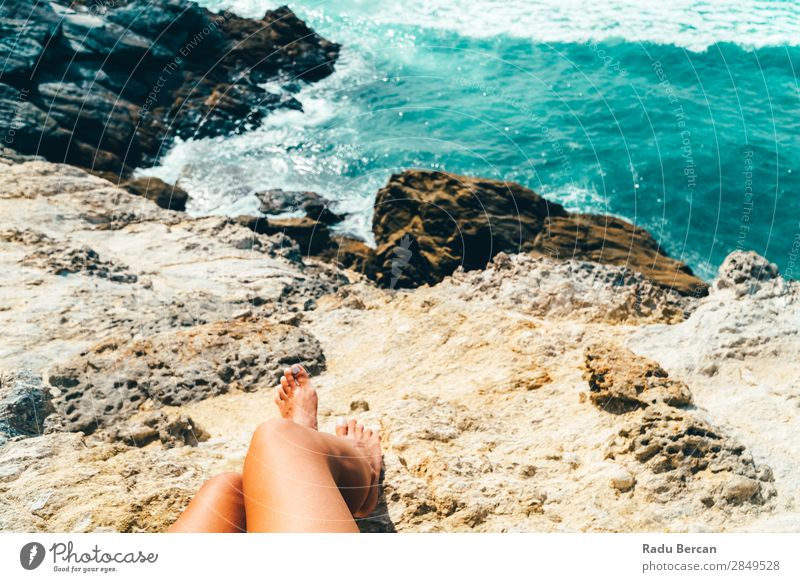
[48,319,325,434]
[583,343,693,412]
[0,370,54,440]
[607,406,775,507]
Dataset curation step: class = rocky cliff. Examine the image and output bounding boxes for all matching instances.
[0,0,339,189]
[1,158,796,533]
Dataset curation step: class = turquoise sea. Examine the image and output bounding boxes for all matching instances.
[143,0,800,280]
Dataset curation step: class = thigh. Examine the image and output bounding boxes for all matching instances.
[242,420,368,532]
[169,472,246,533]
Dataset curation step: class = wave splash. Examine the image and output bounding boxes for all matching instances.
[200,0,800,52]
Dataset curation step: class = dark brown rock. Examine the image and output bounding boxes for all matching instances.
[371,170,567,288]
[236,215,332,256]
[531,214,708,297]
[368,170,707,295]
[121,176,189,211]
[256,189,343,225]
[316,236,377,276]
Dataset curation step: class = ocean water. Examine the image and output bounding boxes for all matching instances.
[141,0,800,280]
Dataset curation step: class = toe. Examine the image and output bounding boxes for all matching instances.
[355,423,365,437]
[347,419,357,436]
[335,417,347,436]
[292,364,310,386]
[283,367,297,390]
[279,377,290,397]
[364,428,373,438]
[292,364,309,385]
[274,389,286,413]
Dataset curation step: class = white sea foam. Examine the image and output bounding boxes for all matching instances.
[199,0,800,52]
[541,183,610,214]
[137,44,383,240]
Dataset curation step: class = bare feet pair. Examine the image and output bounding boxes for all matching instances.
[275,364,382,518]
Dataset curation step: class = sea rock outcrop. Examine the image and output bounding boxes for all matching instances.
[0,0,339,177]
[531,214,706,297]
[237,215,333,256]
[256,189,344,225]
[363,170,707,296]
[369,170,567,288]
[120,176,189,211]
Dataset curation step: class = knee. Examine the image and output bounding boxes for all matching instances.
[200,472,243,498]
[249,418,310,458]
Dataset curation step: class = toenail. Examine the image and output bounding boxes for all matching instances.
[336,417,346,426]
[292,364,301,375]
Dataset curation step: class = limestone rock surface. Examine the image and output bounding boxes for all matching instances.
[0,160,795,533]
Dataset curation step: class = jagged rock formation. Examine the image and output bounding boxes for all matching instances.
[533,214,707,297]
[0,0,339,177]
[22,245,139,283]
[443,252,693,323]
[0,371,54,444]
[626,250,800,530]
[0,157,345,372]
[236,215,334,256]
[0,159,795,533]
[583,343,693,411]
[120,176,189,211]
[256,189,344,225]
[608,407,775,507]
[583,343,774,507]
[369,170,567,287]
[361,170,707,296]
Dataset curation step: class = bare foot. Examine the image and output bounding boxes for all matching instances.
[274,364,318,430]
[336,418,382,518]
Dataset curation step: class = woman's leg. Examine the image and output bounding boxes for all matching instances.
[242,364,382,532]
[168,472,246,533]
[242,417,380,532]
[169,364,382,533]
